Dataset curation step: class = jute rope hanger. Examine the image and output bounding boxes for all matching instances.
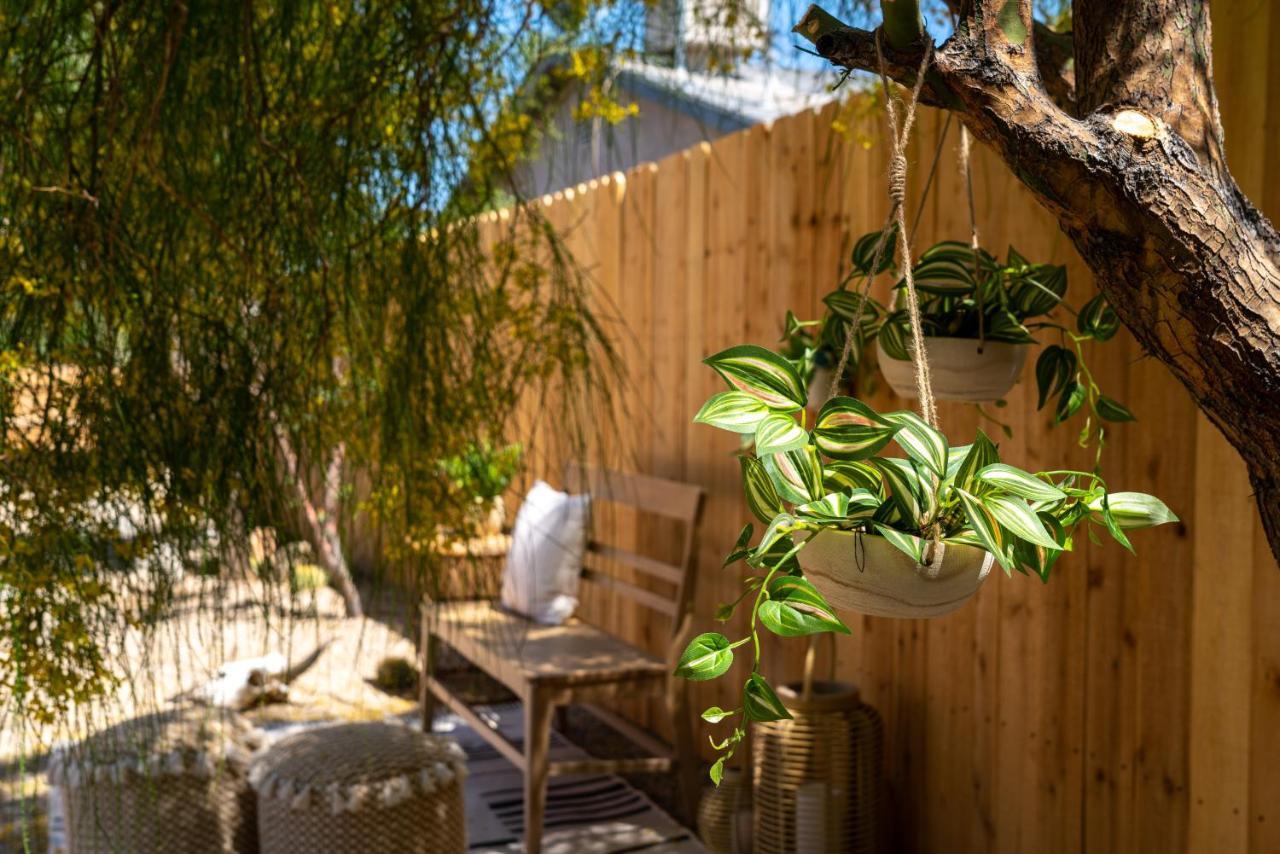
[825,34,939,430]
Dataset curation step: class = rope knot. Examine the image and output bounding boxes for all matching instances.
[888,153,908,206]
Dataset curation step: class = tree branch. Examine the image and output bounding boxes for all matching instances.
[880,0,923,50]
[1074,0,1224,178]
[1033,20,1074,110]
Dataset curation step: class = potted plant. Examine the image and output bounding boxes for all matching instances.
[787,227,1129,443]
[436,441,522,539]
[685,344,1175,782]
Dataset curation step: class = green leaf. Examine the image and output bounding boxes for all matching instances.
[675,633,737,681]
[694,391,771,433]
[976,463,1067,502]
[759,576,850,637]
[740,455,784,524]
[985,494,1063,550]
[764,445,825,503]
[813,396,899,461]
[754,412,810,456]
[873,523,926,564]
[884,410,948,476]
[743,673,792,722]
[709,754,728,786]
[871,457,926,525]
[956,488,1016,573]
[1087,492,1178,529]
[1077,293,1120,341]
[823,291,883,333]
[1095,395,1135,422]
[823,460,883,494]
[701,706,735,724]
[850,225,897,275]
[1035,345,1076,410]
[951,429,999,492]
[1092,495,1135,552]
[912,257,975,296]
[1054,380,1086,423]
[876,312,911,361]
[705,344,806,410]
[722,523,754,567]
[753,513,805,557]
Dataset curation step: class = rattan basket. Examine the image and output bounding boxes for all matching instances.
[248,722,467,854]
[47,706,260,853]
[753,681,884,854]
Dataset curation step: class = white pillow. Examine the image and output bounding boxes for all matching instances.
[501,480,590,624]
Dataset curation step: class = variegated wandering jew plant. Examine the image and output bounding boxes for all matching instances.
[680,343,1177,784]
[781,226,1128,447]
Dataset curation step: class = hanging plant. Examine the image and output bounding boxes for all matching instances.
[684,345,1176,783]
[782,225,1129,445]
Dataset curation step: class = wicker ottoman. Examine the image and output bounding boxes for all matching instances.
[248,722,467,853]
[47,706,260,853]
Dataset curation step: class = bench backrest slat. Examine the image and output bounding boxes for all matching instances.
[563,462,704,629]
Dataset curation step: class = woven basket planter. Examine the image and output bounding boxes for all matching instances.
[798,529,995,619]
[697,767,752,854]
[753,682,884,854]
[249,722,467,854]
[47,706,260,853]
[876,337,1028,403]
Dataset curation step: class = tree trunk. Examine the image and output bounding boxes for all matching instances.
[796,0,1280,562]
[278,432,364,618]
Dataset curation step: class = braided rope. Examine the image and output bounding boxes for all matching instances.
[877,34,938,429]
[824,43,938,404]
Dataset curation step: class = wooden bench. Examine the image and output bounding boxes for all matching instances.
[420,463,705,854]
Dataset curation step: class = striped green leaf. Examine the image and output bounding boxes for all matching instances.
[754,412,809,456]
[759,576,850,637]
[752,513,805,557]
[943,529,985,549]
[813,396,899,461]
[739,455,783,523]
[884,410,948,476]
[985,494,1063,550]
[795,488,880,523]
[877,312,911,361]
[764,446,824,504]
[1035,345,1076,410]
[871,457,926,525]
[952,429,999,492]
[705,345,806,411]
[822,460,883,494]
[1096,395,1135,422]
[912,257,975,296]
[850,225,896,275]
[873,523,926,564]
[694,391,771,433]
[1077,292,1119,341]
[1007,263,1067,317]
[956,488,1016,573]
[976,463,1067,502]
[1086,492,1178,529]
[823,291,883,333]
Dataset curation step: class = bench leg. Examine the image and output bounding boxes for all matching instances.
[524,686,553,854]
[420,626,439,732]
[670,680,701,825]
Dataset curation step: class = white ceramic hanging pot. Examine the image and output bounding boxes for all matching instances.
[797,529,995,619]
[876,336,1028,403]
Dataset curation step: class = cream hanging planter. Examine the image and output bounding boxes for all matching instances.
[798,529,994,619]
[876,337,1027,404]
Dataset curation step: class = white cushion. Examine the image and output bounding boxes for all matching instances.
[501,481,590,624]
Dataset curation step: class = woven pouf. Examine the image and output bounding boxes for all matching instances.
[47,705,260,853]
[248,722,467,854]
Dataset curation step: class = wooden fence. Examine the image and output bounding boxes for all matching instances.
[471,5,1280,852]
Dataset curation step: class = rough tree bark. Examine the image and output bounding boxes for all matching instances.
[795,0,1280,561]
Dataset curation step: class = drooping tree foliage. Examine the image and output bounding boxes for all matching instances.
[0,0,640,729]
